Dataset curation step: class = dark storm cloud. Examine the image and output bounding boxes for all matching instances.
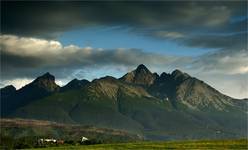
[2,1,247,38]
[182,32,247,50]
[1,51,42,70]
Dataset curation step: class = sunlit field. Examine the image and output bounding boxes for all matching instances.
[32,139,247,150]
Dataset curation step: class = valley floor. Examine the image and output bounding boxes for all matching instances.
[32,139,247,150]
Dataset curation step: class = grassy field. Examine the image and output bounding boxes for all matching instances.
[31,139,247,150]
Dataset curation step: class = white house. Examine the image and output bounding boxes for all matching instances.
[44,138,57,143]
[38,138,57,144]
[81,136,89,142]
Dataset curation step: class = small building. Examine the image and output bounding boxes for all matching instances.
[81,136,89,142]
[38,138,57,144]
[44,138,57,143]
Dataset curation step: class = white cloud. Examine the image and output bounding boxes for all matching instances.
[1,78,33,89]
[0,35,62,56]
[55,80,67,87]
[190,49,248,75]
[0,78,68,90]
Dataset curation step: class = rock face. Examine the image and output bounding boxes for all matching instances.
[171,69,190,82]
[1,65,247,140]
[149,69,234,110]
[174,77,233,110]
[148,72,177,104]
[120,64,158,86]
[30,72,60,92]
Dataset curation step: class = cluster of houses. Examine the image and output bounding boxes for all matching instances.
[38,138,63,144]
[38,136,89,145]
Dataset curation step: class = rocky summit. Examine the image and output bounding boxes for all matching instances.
[120,64,158,86]
[1,64,247,140]
[31,72,60,92]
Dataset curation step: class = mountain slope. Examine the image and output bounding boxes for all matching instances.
[12,77,150,133]
[1,65,247,140]
[1,72,60,116]
[149,69,240,111]
[12,79,204,139]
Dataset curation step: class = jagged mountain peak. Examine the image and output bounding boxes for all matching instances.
[34,72,55,82]
[28,72,60,92]
[172,69,183,74]
[172,69,185,76]
[171,69,190,81]
[120,64,157,86]
[160,72,170,78]
[135,64,150,72]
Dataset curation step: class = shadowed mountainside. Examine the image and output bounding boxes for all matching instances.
[1,64,247,140]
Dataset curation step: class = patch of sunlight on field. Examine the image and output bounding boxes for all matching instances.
[32,139,248,150]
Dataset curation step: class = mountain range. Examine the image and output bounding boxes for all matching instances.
[1,64,247,140]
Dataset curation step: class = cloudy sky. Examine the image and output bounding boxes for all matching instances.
[1,1,247,98]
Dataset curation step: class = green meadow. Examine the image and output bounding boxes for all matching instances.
[32,139,247,150]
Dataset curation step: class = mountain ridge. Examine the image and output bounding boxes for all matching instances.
[1,64,247,140]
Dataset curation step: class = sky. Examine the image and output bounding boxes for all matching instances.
[0,1,247,99]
